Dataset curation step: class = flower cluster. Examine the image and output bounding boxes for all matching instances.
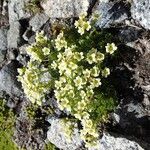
[26,31,51,62]
[51,30,117,147]
[55,32,67,51]
[18,31,52,105]
[18,61,51,105]
[18,13,117,149]
[75,12,91,35]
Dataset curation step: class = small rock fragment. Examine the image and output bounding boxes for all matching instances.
[0,61,22,97]
[29,13,49,32]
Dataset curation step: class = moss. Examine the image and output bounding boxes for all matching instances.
[0,99,18,150]
[0,131,19,150]
[44,142,56,150]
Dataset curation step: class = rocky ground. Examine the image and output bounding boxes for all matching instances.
[0,0,150,150]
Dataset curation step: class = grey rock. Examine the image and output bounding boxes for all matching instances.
[111,48,150,143]
[47,118,144,150]
[0,28,7,63]
[19,44,28,55]
[16,44,29,67]
[93,1,129,28]
[7,50,17,60]
[8,0,31,24]
[29,13,49,32]
[0,61,22,97]
[91,133,144,150]
[118,26,142,44]
[16,54,28,66]
[7,0,31,49]
[131,0,150,30]
[7,21,21,49]
[47,118,82,150]
[41,0,90,18]
[28,35,36,44]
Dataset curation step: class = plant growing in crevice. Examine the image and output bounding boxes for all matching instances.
[18,12,118,148]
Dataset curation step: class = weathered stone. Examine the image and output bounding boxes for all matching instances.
[118,26,142,44]
[0,61,22,97]
[41,0,89,18]
[92,133,144,150]
[110,46,150,144]
[8,0,31,24]
[131,0,150,30]
[7,21,21,49]
[0,28,7,63]
[93,0,129,28]
[29,13,49,32]
[47,118,82,150]
[47,118,144,150]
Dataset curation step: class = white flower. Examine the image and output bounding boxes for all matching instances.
[68,90,75,98]
[87,53,96,64]
[58,61,67,74]
[64,47,73,59]
[83,21,91,31]
[65,68,72,77]
[92,78,101,87]
[68,62,78,70]
[57,53,64,62]
[80,90,86,99]
[74,52,84,61]
[55,32,67,51]
[83,69,91,78]
[55,80,62,89]
[105,43,117,54]
[42,47,50,55]
[91,66,100,77]
[77,100,86,110]
[102,67,110,78]
[96,52,104,62]
[60,76,66,83]
[74,76,83,89]
[51,61,57,69]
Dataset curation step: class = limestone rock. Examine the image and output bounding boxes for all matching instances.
[7,21,21,49]
[0,28,7,63]
[93,0,129,28]
[131,0,150,30]
[29,13,49,32]
[0,61,22,97]
[41,0,90,18]
[47,118,144,150]
[8,0,31,24]
[93,133,144,150]
[47,118,83,150]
